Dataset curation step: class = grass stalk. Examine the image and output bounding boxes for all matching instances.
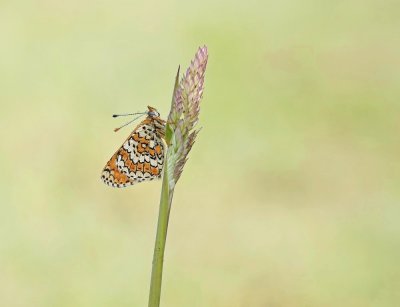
[147,66,180,307]
[147,46,208,307]
[147,168,172,307]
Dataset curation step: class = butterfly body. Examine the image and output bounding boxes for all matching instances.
[101,106,166,188]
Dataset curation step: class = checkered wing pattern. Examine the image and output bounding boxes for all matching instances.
[101,118,165,188]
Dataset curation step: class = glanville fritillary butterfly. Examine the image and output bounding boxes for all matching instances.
[101,106,166,188]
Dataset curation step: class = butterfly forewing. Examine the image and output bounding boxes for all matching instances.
[101,117,165,188]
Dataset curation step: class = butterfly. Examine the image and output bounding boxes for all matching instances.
[101,106,166,188]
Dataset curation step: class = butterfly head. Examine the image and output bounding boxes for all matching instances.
[147,106,160,118]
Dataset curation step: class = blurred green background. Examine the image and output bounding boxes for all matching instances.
[1,0,399,306]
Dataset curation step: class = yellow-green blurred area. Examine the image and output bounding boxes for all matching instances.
[1,0,399,306]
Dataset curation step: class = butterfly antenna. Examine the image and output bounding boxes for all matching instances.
[114,114,146,132]
[112,112,146,118]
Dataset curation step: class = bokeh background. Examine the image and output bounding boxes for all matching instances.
[1,1,399,306]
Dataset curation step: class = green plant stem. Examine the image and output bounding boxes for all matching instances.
[148,166,172,307]
[148,66,180,307]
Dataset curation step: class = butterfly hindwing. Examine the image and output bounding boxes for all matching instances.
[101,117,165,188]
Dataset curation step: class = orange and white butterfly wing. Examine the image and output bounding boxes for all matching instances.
[101,119,165,188]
